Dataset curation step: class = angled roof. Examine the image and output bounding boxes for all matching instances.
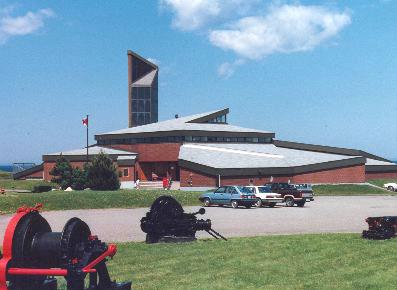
[274,140,391,162]
[43,146,137,162]
[178,143,365,176]
[127,50,158,70]
[44,146,136,156]
[366,158,396,166]
[131,69,157,87]
[96,108,274,138]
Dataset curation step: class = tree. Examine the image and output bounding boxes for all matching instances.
[50,155,73,190]
[71,167,88,190]
[86,152,120,190]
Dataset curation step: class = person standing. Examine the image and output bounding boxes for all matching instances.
[162,177,168,190]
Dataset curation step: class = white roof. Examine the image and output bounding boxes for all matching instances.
[98,109,273,136]
[117,155,137,160]
[131,70,157,86]
[366,158,396,166]
[179,143,361,169]
[46,146,136,156]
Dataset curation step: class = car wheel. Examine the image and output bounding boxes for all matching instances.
[255,198,262,207]
[296,200,306,207]
[245,205,251,209]
[387,186,394,192]
[285,197,294,207]
[231,200,239,209]
[268,203,276,208]
[203,198,211,207]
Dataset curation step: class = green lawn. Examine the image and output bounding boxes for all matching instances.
[313,184,393,195]
[60,234,397,290]
[0,170,11,179]
[367,179,397,188]
[0,178,55,191]
[0,189,202,214]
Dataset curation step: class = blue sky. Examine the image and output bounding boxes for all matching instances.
[0,0,396,164]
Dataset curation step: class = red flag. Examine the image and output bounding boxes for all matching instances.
[82,116,88,126]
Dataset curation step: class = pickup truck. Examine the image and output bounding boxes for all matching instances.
[264,182,314,207]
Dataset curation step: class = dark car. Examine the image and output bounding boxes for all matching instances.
[264,182,314,207]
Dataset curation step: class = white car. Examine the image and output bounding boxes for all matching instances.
[383,182,397,192]
[244,186,284,207]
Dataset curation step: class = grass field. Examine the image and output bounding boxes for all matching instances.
[0,189,202,214]
[0,178,55,191]
[58,234,397,290]
[313,184,392,195]
[0,170,11,179]
[367,179,397,188]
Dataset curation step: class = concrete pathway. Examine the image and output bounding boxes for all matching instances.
[0,196,396,242]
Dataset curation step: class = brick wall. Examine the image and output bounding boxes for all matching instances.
[365,171,397,180]
[292,165,365,183]
[117,166,134,181]
[107,143,181,162]
[43,161,86,181]
[221,175,292,186]
[180,168,217,187]
[180,164,365,187]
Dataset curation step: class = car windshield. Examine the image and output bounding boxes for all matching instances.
[295,184,312,190]
[258,186,271,193]
[239,187,253,194]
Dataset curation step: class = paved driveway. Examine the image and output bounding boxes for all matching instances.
[0,196,396,242]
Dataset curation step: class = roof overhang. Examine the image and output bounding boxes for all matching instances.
[117,156,136,166]
[179,156,366,177]
[274,140,391,162]
[95,130,275,140]
[13,163,44,180]
[43,154,136,162]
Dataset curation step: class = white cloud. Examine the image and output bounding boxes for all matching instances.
[209,4,351,60]
[0,7,55,44]
[218,59,245,78]
[161,0,259,31]
[147,57,160,65]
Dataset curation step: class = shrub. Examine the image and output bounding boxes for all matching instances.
[86,152,120,190]
[32,185,52,193]
[49,155,74,190]
[71,167,88,190]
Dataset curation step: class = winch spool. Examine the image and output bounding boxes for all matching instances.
[141,195,227,243]
[0,204,131,290]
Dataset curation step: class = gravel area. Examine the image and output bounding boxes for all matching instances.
[0,196,396,242]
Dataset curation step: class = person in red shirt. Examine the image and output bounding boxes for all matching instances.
[162,177,168,190]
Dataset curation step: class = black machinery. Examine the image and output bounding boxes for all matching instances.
[362,216,397,240]
[0,204,131,290]
[140,196,227,243]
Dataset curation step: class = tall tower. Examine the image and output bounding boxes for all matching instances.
[127,50,158,127]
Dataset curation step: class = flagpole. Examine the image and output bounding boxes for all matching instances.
[86,114,89,163]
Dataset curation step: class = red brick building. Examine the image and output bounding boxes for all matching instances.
[14,51,397,188]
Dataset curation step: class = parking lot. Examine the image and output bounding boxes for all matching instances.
[0,195,396,242]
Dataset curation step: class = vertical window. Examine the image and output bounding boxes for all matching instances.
[138,100,144,112]
[131,100,137,111]
[138,88,144,99]
[144,100,151,112]
[138,113,144,125]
